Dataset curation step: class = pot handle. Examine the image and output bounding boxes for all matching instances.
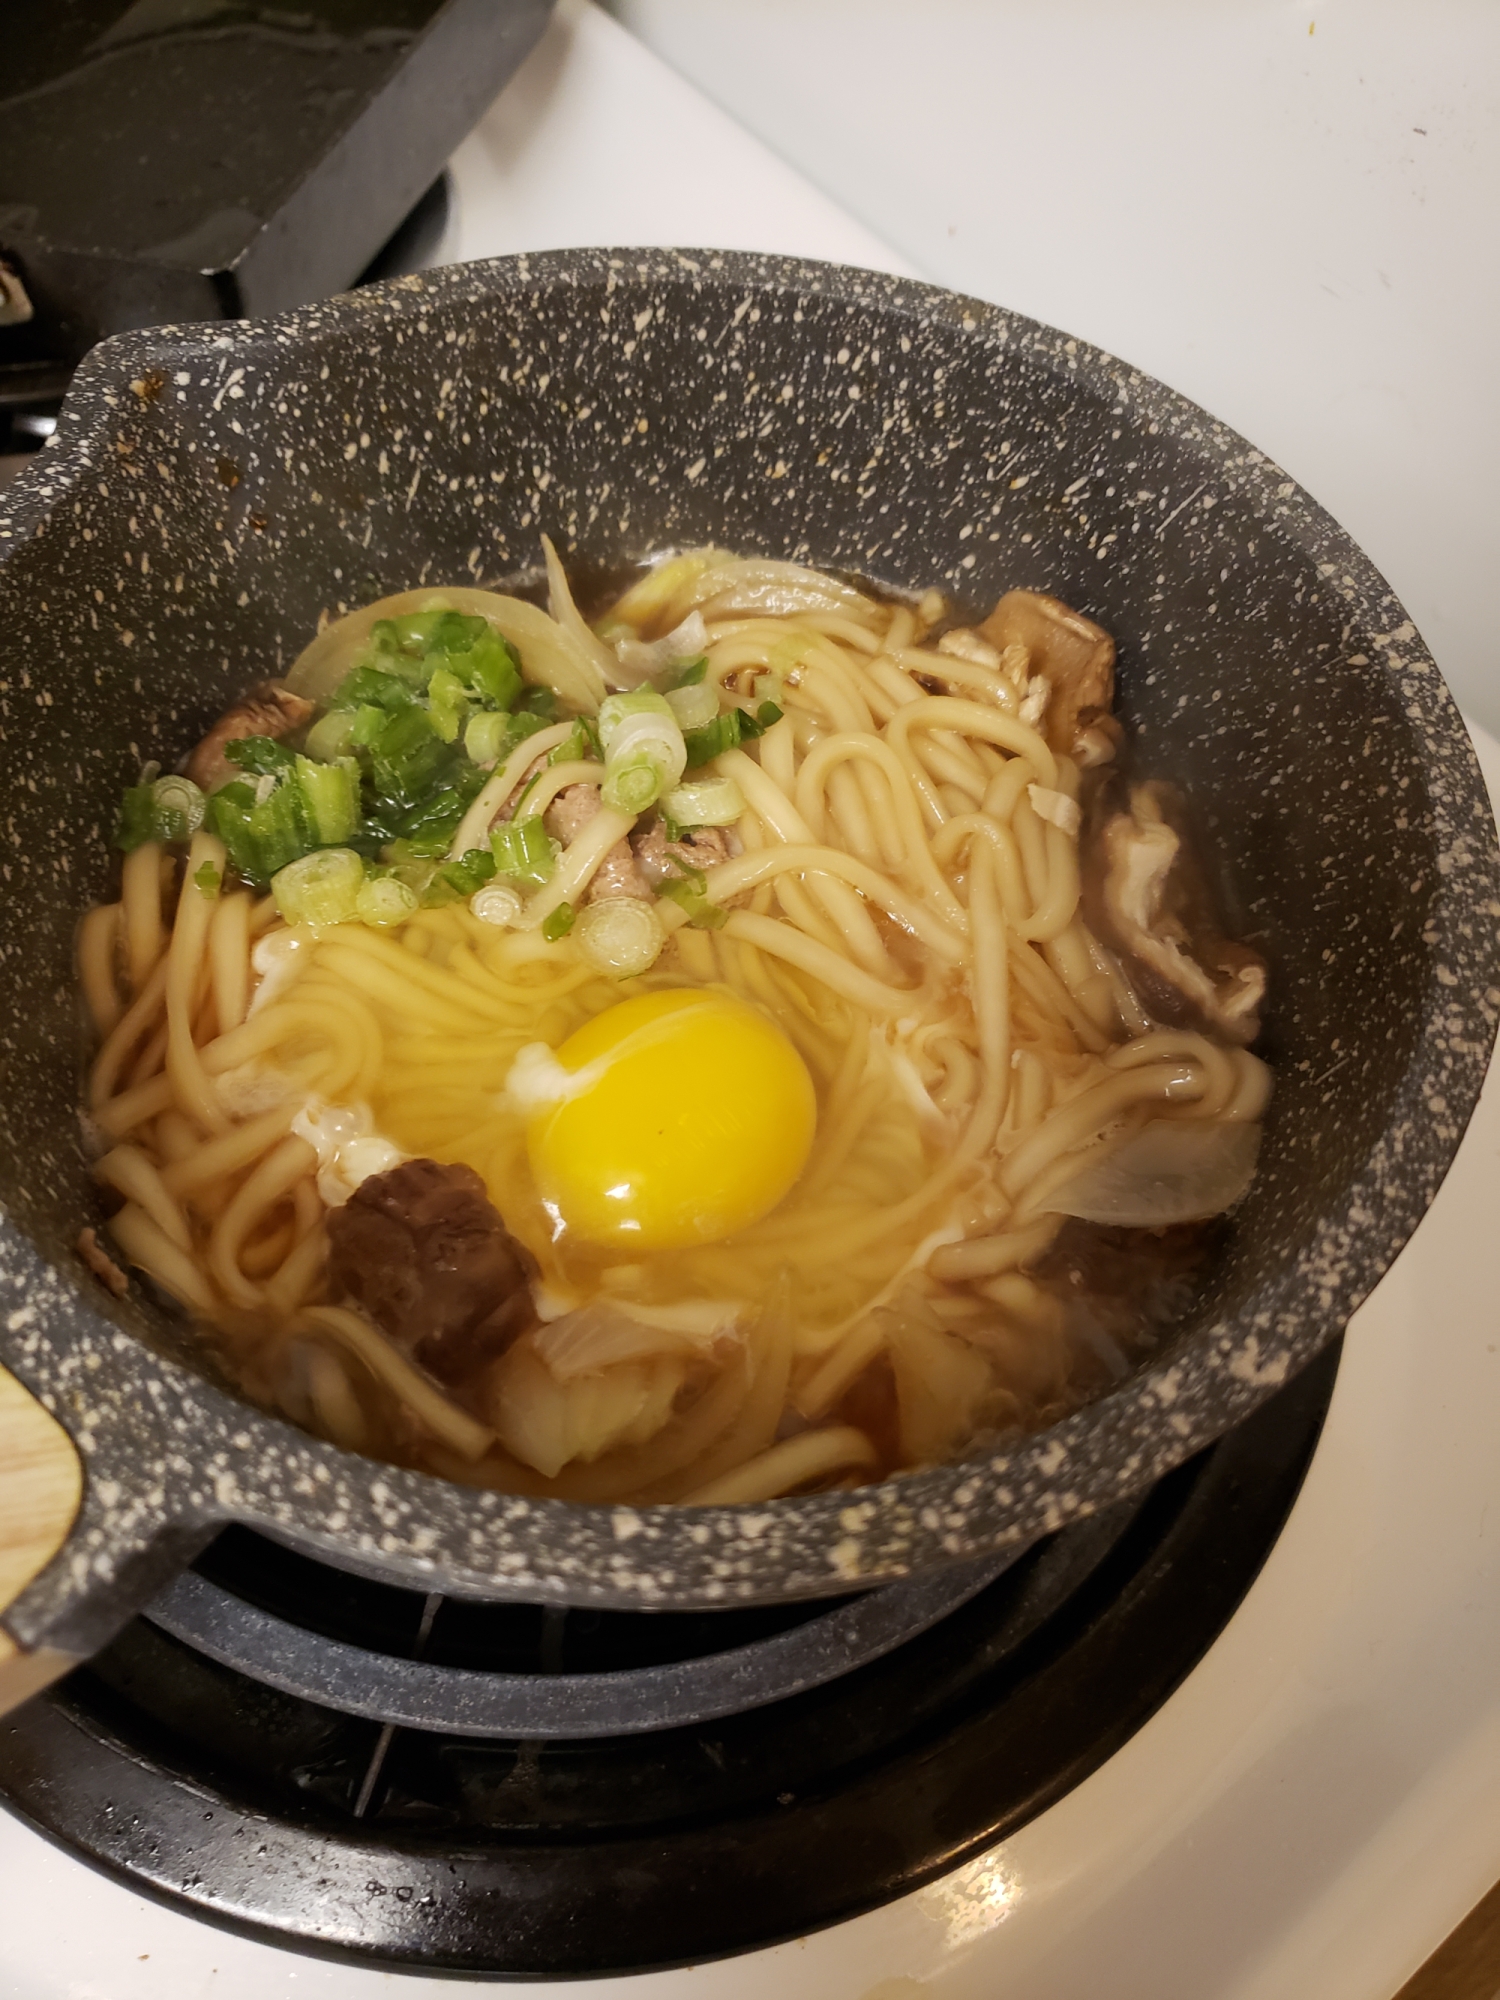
[0,1363,84,1716]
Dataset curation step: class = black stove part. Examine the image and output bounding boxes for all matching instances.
[0,0,551,376]
[141,1543,1017,1739]
[0,1341,1338,1977]
[0,168,451,489]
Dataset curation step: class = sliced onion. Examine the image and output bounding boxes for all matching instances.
[574,896,664,977]
[1042,1118,1262,1228]
[688,560,883,626]
[488,1334,685,1476]
[613,611,712,689]
[605,551,732,632]
[532,1300,718,1381]
[284,586,607,711]
[542,533,626,694]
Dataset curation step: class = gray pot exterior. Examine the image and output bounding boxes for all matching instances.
[0,248,1494,1658]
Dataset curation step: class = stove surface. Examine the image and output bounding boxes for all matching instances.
[2,5,1499,1996]
[0,1348,1335,1978]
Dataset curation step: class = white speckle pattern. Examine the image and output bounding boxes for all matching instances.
[0,249,1495,1652]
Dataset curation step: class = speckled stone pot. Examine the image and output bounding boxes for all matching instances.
[1,249,1495,1657]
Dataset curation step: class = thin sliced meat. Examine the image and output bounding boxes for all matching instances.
[978,590,1115,757]
[544,783,649,901]
[1084,779,1266,1045]
[630,816,731,888]
[186,680,315,792]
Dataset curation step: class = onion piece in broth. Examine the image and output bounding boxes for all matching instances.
[285,587,608,712]
[1042,1118,1261,1229]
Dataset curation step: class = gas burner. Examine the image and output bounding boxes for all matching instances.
[144,1525,1014,1737]
[0,1341,1337,1979]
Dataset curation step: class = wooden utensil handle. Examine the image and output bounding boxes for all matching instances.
[0,1363,84,1716]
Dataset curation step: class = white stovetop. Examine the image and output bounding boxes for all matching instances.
[5,5,1500,1996]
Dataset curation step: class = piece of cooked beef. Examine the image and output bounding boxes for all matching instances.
[544,782,650,900]
[630,815,731,888]
[1083,778,1267,1045]
[977,589,1116,757]
[326,1159,534,1382]
[186,680,316,793]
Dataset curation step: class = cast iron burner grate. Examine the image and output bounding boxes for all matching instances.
[0,1342,1338,1979]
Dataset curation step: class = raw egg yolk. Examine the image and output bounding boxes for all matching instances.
[519,989,816,1250]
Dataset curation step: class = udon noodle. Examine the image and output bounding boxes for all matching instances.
[77,546,1270,1505]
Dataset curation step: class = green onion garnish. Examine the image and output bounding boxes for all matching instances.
[490,815,558,887]
[294,754,359,846]
[355,874,418,928]
[661,776,744,827]
[271,847,364,928]
[224,735,297,778]
[654,860,729,929]
[542,901,576,941]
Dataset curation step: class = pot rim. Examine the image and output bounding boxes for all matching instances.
[3,247,1496,1649]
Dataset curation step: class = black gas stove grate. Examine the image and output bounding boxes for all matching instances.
[0,1340,1338,1979]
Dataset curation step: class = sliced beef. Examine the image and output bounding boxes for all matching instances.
[630,816,731,888]
[1084,778,1267,1045]
[544,783,650,900]
[186,680,315,793]
[977,589,1115,757]
[326,1158,534,1384]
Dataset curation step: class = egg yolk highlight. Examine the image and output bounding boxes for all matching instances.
[519,989,816,1250]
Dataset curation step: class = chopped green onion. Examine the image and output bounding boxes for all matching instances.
[193,860,222,899]
[365,704,450,810]
[518,685,562,721]
[224,735,297,778]
[664,680,719,732]
[295,754,359,845]
[349,702,388,748]
[150,774,206,842]
[355,874,417,928]
[597,687,687,812]
[207,776,312,887]
[602,751,670,815]
[663,656,708,689]
[490,816,558,887]
[426,665,469,744]
[392,767,487,854]
[465,706,550,769]
[331,665,419,713]
[366,614,445,679]
[542,901,576,941]
[654,860,729,929]
[682,700,783,769]
[598,687,677,743]
[661,776,744,827]
[304,709,358,762]
[271,847,364,927]
[460,630,523,709]
[549,716,603,766]
[464,710,510,767]
[574,898,664,977]
[434,846,497,902]
[412,610,487,658]
[471,882,525,927]
[681,712,739,768]
[114,784,159,852]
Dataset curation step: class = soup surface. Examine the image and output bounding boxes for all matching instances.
[76,546,1270,1504]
